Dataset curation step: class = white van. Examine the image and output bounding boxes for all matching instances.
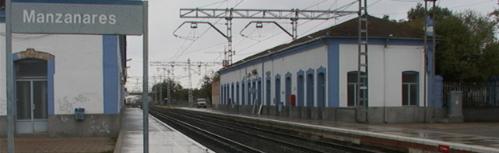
[196,98,207,108]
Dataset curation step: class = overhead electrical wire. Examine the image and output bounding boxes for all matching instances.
[448,0,492,9]
[197,0,227,8]
[171,0,245,60]
[236,0,358,55]
[169,2,226,60]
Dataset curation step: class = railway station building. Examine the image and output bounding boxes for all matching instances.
[217,16,444,123]
[0,2,128,136]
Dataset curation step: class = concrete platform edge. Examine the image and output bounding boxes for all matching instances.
[149,114,214,153]
[113,129,124,153]
[179,107,499,153]
[114,109,213,153]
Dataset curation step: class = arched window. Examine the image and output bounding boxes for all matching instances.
[221,85,224,104]
[266,77,271,106]
[402,71,419,106]
[252,80,257,105]
[15,58,47,78]
[275,75,281,105]
[257,79,262,105]
[247,81,251,105]
[15,58,48,121]
[242,80,245,105]
[306,70,314,107]
[285,74,292,106]
[236,83,240,105]
[230,83,234,104]
[297,72,304,107]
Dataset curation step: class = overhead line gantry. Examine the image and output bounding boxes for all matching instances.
[176,5,359,67]
[176,0,369,123]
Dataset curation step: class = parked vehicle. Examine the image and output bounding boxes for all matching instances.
[196,98,208,108]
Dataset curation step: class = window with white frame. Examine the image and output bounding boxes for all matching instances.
[347,71,357,106]
[402,71,419,106]
[347,71,367,107]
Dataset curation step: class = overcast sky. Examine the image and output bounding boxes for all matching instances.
[125,0,497,92]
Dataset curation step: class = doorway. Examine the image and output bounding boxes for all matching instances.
[15,59,49,134]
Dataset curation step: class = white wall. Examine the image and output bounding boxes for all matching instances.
[339,44,425,107]
[221,44,328,107]
[222,41,424,108]
[0,24,105,115]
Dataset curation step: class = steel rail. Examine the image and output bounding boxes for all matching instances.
[162,109,328,153]
[171,109,382,153]
[150,109,264,153]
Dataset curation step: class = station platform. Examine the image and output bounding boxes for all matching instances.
[114,108,212,153]
[179,107,499,153]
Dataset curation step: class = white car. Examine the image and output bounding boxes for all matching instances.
[196,98,207,108]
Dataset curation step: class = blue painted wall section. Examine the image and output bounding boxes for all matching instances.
[327,40,340,108]
[433,75,444,108]
[103,35,119,114]
[47,56,55,115]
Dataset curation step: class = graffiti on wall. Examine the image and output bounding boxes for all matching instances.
[58,94,92,114]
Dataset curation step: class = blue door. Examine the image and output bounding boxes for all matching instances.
[15,59,49,134]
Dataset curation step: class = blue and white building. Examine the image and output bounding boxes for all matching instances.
[0,0,131,136]
[217,16,443,123]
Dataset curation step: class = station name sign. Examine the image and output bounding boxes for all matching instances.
[23,10,118,25]
[12,2,144,35]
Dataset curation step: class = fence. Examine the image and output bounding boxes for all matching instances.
[443,82,499,108]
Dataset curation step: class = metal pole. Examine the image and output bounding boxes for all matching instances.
[188,59,193,106]
[5,0,15,152]
[159,72,163,105]
[423,1,428,122]
[363,0,368,123]
[226,19,233,66]
[431,0,437,119]
[167,70,171,106]
[142,2,149,153]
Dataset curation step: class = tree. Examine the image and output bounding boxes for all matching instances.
[193,73,219,105]
[152,74,220,106]
[406,4,499,82]
[152,78,188,103]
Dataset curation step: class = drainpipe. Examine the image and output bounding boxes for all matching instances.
[423,0,428,123]
[383,39,387,123]
[261,61,265,115]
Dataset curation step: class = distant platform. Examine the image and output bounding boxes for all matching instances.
[115,108,212,153]
[179,107,499,153]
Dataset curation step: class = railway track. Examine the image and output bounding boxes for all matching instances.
[150,107,392,153]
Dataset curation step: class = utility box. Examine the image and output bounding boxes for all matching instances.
[448,91,463,122]
[74,108,85,122]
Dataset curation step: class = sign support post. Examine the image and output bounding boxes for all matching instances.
[142,1,149,153]
[6,0,15,151]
